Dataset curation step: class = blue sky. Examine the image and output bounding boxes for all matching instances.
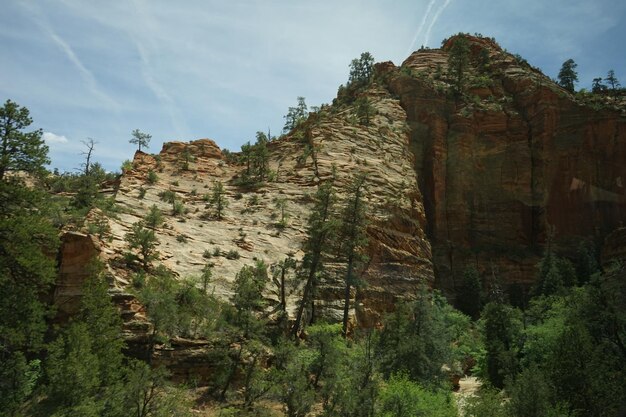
[1,0,624,172]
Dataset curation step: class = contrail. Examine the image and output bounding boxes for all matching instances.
[423,0,453,47]
[130,0,190,140]
[405,0,437,56]
[20,3,118,108]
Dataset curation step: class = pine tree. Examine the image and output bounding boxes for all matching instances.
[283,97,308,133]
[447,35,471,94]
[210,181,228,220]
[129,129,151,152]
[0,99,49,180]
[605,69,621,93]
[125,221,159,270]
[337,175,368,337]
[457,266,483,320]
[348,52,375,86]
[557,59,578,92]
[292,179,338,337]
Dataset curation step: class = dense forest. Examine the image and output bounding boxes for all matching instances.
[1,33,626,417]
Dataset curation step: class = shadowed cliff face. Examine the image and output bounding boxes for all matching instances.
[381,35,626,296]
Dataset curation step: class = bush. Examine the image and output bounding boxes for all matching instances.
[138,187,146,199]
[225,249,240,260]
[176,234,188,243]
[147,170,158,184]
[376,374,457,417]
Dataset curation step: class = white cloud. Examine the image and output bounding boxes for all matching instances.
[43,131,69,144]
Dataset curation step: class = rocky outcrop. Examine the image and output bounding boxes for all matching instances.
[104,85,432,329]
[382,35,626,296]
[54,232,100,320]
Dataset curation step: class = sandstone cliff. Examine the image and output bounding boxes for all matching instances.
[56,34,626,336]
[381,35,626,296]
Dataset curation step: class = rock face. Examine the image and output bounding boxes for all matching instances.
[58,34,626,336]
[104,91,432,330]
[382,35,626,296]
[54,232,100,320]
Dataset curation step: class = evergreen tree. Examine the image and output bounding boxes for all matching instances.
[592,77,607,93]
[0,102,57,416]
[292,179,338,336]
[252,131,270,182]
[231,261,269,339]
[0,99,49,180]
[283,97,308,133]
[129,129,151,152]
[125,221,159,270]
[337,174,368,337]
[348,52,375,86]
[158,189,178,214]
[481,301,522,388]
[376,287,454,386]
[145,204,163,229]
[457,266,483,320]
[355,96,375,126]
[447,35,471,94]
[605,69,621,93]
[210,180,228,220]
[557,59,578,92]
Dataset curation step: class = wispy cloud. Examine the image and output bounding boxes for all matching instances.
[405,0,437,56]
[127,0,190,140]
[424,0,453,47]
[43,131,69,144]
[19,3,118,109]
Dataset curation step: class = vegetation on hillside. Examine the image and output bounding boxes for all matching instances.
[1,34,625,417]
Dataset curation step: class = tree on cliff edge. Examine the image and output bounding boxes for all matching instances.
[557,59,578,92]
[130,129,151,152]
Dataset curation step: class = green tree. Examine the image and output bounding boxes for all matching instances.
[0,103,57,415]
[592,77,607,93]
[210,180,228,220]
[557,59,578,92]
[239,141,253,178]
[145,204,163,229]
[178,148,194,171]
[273,196,288,228]
[125,221,159,270]
[231,261,269,339]
[292,179,338,336]
[158,189,177,213]
[376,288,454,386]
[375,373,457,417]
[283,97,308,133]
[200,262,213,293]
[457,266,483,320]
[337,174,368,337]
[605,69,621,93]
[40,272,128,417]
[447,35,471,94]
[355,96,375,126]
[481,301,522,388]
[130,129,151,152]
[0,99,49,180]
[349,52,375,86]
[252,131,270,182]
[270,255,297,330]
[270,340,315,417]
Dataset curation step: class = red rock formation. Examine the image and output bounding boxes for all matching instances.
[383,35,626,295]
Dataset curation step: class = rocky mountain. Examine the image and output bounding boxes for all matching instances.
[56,34,626,336]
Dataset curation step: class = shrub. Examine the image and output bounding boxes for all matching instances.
[147,170,158,184]
[226,249,240,260]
